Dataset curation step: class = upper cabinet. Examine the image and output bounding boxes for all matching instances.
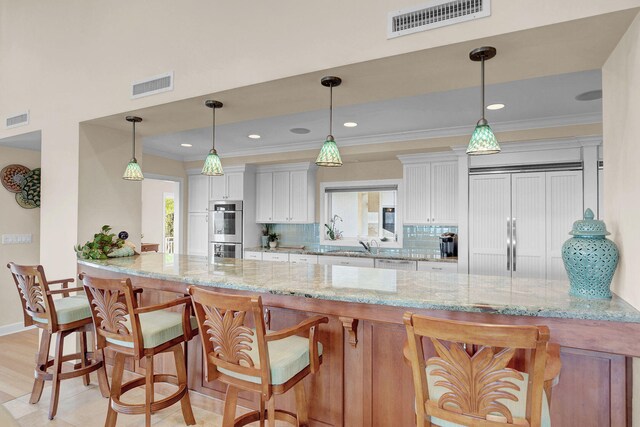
[210,172,244,201]
[188,174,210,212]
[399,154,458,225]
[256,163,316,224]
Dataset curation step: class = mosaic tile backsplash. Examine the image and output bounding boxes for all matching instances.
[261,223,457,252]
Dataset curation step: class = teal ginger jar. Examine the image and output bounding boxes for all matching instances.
[562,208,619,299]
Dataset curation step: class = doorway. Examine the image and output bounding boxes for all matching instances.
[142,177,182,254]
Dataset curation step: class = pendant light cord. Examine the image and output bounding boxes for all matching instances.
[481,57,485,121]
[212,106,216,151]
[329,84,333,136]
[132,121,136,160]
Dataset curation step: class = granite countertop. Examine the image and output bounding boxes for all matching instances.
[78,254,640,323]
[244,246,458,263]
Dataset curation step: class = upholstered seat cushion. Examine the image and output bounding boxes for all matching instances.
[31,295,91,324]
[106,310,197,349]
[425,365,551,427]
[218,334,323,386]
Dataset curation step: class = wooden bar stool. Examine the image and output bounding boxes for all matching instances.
[79,274,196,427]
[403,313,562,427]
[6,263,110,420]
[188,286,328,427]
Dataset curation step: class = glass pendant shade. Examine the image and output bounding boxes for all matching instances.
[123,159,144,181]
[466,122,501,155]
[315,136,342,167]
[201,150,224,176]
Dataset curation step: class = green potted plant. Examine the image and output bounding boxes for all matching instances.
[261,224,270,248]
[268,232,279,249]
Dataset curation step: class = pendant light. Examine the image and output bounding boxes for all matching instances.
[467,46,501,155]
[201,100,224,176]
[123,116,144,181]
[316,76,343,167]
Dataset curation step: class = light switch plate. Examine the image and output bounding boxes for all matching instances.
[1,234,32,244]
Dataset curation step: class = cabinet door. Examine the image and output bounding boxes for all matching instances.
[187,212,208,256]
[289,170,308,222]
[289,254,318,264]
[188,175,209,212]
[226,172,244,200]
[546,171,583,280]
[272,171,291,222]
[416,261,458,273]
[511,173,546,279]
[209,175,226,201]
[244,251,263,260]
[256,172,274,222]
[430,162,458,224]
[404,164,431,224]
[262,252,290,262]
[469,174,511,277]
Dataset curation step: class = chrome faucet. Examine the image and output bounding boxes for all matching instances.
[369,239,380,255]
[358,240,371,253]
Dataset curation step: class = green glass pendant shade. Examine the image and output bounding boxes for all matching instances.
[122,159,144,181]
[466,123,501,155]
[201,150,224,176]
[315,136,342,167]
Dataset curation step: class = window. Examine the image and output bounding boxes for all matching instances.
[321,180,402,247]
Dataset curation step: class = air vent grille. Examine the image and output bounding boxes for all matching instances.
[5,111,29,129]
[388,0,490,38]
[131,72,174,99]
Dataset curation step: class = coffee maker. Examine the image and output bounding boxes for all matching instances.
[439,233,458,258]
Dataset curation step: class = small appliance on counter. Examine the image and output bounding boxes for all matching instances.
[209,200,243,260]
[439,233,458,258]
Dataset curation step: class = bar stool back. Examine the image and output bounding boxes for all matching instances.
[404,313,559,427]
[189,286,328,427]
[80,273,196,427]
[6,262,109,420]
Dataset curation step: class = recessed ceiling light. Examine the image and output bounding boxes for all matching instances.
[343,122,358,127]
[180,143,193,147]
[248,134,261,139]
[486,103,505,110]
[575,90,602,101]
[290,128,311,134]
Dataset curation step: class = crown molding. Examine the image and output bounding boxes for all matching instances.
[451,135,602,155]
[397,151,458,164]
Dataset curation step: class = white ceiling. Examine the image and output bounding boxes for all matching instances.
[0,131,41,151]
[143,70,602,161]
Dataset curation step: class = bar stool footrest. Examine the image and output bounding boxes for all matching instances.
[111,374,187,415]
[233,409,298,426]
[34,352,103,381]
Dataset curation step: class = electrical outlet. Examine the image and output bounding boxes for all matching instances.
[1,234,32,244]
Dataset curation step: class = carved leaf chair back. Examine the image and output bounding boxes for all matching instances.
[188,287,270,394]
[80,275,141,356]
[7,263,56,328]
[404,313,549,427]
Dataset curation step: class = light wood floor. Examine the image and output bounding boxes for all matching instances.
[0,329,236,426]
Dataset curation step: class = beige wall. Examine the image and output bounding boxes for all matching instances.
[0,146,40,328]
[78,123,142,252]
[603,12,640,425]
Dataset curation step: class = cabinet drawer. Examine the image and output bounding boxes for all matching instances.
[417,261,457,273]
[262,252,290,262]
[319,255,375,268]
[244,251,263,260]
[289,254,318,264]
[374,259,417,271]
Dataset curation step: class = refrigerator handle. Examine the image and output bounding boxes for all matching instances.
[512,218,517,272]
[507,217,512,271]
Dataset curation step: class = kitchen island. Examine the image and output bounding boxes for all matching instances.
[78,253,640,427]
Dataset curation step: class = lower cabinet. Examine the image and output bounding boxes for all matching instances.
[374,259,417,271]
[289,253,319,264]
[417,261,458,273]
[244,251,262,260]
[318,256,375,268]
[262,252,290,262]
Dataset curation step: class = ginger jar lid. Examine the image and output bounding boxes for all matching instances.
[569,208,610,236]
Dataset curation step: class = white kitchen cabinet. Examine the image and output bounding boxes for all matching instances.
[187,212,208,256]
[210,172,244,201]
[244,251,263,260]
[289,253,318,264]
[511,173,546,280]
[399,156,458,225]
[598,167,604,219]
[318,256,374,268]
[374,258,417,271]
[417,261,458,273]
[262,252,289,262]
[255,163,316,224]
[188,174,209,212]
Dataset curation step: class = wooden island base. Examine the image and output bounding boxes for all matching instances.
[79,264,638,427]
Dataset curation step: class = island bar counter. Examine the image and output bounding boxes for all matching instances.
[78,254,640,427]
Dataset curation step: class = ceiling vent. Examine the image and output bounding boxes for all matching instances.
[131,72,174,99]
[5,111,29,129]
[388,0,490,39]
